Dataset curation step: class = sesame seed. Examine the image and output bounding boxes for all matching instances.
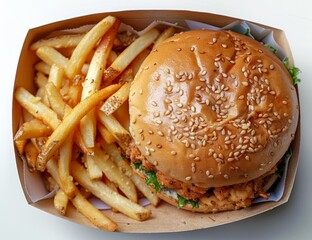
[177,48,182,51]
[157,131,164,136]
[242,81,249,86]
[222,44,227,48]
[153,112,160,117]
[138,128,143,133]
[224,174,229,179]
[282,100,288,105]
[185,176,192,181]
[171,151,177,156]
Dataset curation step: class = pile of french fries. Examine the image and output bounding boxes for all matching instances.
[14,15,176,231]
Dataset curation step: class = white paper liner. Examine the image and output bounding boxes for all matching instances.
[21,17,292,209]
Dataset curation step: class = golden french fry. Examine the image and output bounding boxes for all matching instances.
[153,26,176,49]
[73,129,89,154]
[79,109,96,149]
[46,159,117,231]
[45,82,67,117]
[97,123,116,144]
[47,64,64,90]
[92,146,137,202]
[14,139,28,155]
[54,189,69,215]
[129,49,150,75]
[101,141,159,206]
[30,33,85,51]
[34,69,49,86]
[97,109,131,144]
[65,84,83,107]
[24,140,39,171]
[37,84,120,171]
[71,160,151,221]
[15,87,61,130]
[79,20,120,149]
[100,81,131,116]
[66,16,117,79]
[103,28,160,84]
[81,19,120,100]
[36,46,69,69]
[85,154,103,180]
[71,189,117,231]
[58,133,75,198]
[14,119,52,141]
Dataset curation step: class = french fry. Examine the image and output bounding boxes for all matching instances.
[153,26,176,49]
[97,123,116,144]
[100,81,131,116]
[71,190,117,231]
[45,82,67,117]
[14,139,28,155]
[58,132,75,198]
[73,128,89,154]
[46,159,117,231]
[44,85,90,155]
[103,28,160,84]
[15,87,61,130]
[85,154,103,180]
[37,84,120,171]
[24,140,39,171]
[65,84,83,107]
[71,160,151,221]
[14,119,52,141]
[66,16,117,79]
[47,64,64,90]
[36,46,69,69]
[54,189,69,215]
[35,62,51,76]
[30,33,85,51]
[100,140,160,206]
[34,69,49,86]
[79,19,120,149]
[129,49,150,75]
[92,146,137,202]
[97,110,131,144]
[81,19,120,100]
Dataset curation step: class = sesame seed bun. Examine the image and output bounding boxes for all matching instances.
[129,29,299,189]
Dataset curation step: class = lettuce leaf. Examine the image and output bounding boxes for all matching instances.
[283,58,301,85]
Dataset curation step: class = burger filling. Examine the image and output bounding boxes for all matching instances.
[125,141,282,210]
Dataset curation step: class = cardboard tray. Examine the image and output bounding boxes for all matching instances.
[12,10,301,233]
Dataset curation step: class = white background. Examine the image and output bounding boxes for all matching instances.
[1,0,311,239]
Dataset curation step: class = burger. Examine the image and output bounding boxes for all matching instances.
[126,29,299,213]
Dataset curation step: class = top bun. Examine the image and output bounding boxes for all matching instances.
[129,29,299,187]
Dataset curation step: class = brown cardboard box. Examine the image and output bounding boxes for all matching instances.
[12,10,301,233]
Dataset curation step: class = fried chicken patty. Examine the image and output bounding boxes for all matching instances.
[126,142,277,207]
